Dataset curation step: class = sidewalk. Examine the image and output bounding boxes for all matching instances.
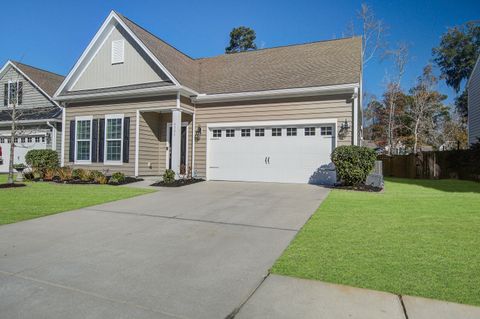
[235,274,480,319]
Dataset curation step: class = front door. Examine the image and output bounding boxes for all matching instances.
[168,126,187,172]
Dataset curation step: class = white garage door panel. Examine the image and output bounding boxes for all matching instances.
[208,123,335,184]
[0,137,47,173]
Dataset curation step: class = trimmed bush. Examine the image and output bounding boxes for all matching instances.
[331,145,376,186]
[163,169,175,184]
[109,172,126,185]
[57,167,73,182]
[25,150,59,173]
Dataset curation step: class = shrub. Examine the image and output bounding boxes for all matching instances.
[97,175,108,184]
[163,169,175,184]
[25,150,59,173]
[43,167,57,181]
[331,145,376,186]
[78,169,93,182]
[23,171,34,181]
[91,170,106,184]
[109,172,126,185]
[72,168,82,180]
[57,167,73,182]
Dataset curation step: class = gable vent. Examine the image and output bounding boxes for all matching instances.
[111,39,125,64]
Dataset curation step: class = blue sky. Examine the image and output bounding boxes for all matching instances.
[1,0,479,106]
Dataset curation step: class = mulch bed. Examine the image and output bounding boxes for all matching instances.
[334,184,383,192]
[31,177,144,186]
[151,179,204,187]
[0,183,27,189]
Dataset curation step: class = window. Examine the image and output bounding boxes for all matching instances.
[321,126,333,136]
[21,137,25,143]
[4,81,22,106]
[241,129,250,137]
[286,127,297,136]
[212,129,222,138]
[304,127,316,136]
[41,136,45,143]
[35,136,40,143]
[255,128,265,137]
[105,115,123,163]
[27,137,32,143]
[111,40,125,64]
[76,117,92,162]
[0,138,4,143]
[272,128,282,136]
[14,137,18,143]
[226,129,235,137]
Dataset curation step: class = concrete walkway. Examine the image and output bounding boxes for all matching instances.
[235,274,480,319]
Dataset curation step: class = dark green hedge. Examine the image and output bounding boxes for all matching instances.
[25,149,59,171]
[331,145,376,186]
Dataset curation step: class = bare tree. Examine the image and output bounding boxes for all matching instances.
[406,65,448,153]
[357,3,386,68]
[384,43,408,154]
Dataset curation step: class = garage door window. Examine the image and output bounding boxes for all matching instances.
[286,127,297,136]
[272,128,282,136]
[212,129,222,138]
[255,128,265,137]
[321,126,333,136]
[304,127,316,136]
[241,129,250,137]
[226,129,235,137]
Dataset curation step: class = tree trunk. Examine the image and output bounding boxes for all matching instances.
[413,119,420,154]
[7,104,16,184]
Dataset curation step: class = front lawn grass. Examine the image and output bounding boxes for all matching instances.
[0,174,154,225]
[272,178,480,306]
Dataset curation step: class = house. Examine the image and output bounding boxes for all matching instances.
[54,11,362,184]
[468,54,480,146]
[0,61,64,172]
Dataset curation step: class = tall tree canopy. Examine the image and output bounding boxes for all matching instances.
[432,21,480,117]
[225,26,257,54]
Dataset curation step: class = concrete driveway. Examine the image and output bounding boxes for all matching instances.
[0,181,329,319]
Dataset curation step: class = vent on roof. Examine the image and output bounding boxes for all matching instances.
[111,40,125,64]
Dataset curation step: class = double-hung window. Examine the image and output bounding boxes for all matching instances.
[75,116,92,163]
[4,81,22,106]
[105,114,124,164]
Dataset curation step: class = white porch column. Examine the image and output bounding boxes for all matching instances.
[171,109,182,176]
[353,87,359,146]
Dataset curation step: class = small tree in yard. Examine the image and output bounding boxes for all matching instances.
[331,145,377,186]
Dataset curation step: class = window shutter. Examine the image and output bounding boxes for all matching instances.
[3,83,7,106]
[98,118,105,162]
[69,120,75,162]
[91,119,98,163]
[17,82,23,105]
[111,40,125,64]
[123,117,130,163]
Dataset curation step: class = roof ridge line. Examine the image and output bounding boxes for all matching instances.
[11,61,65,78]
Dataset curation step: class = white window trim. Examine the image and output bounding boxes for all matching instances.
[74,115,93,165]
[7,80,18,107]
[104,114,124,165]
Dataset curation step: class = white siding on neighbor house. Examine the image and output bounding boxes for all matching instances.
[0,66,57,110]
[469,60,480,145]
[71,26,170,92]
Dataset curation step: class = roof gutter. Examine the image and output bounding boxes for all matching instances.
[0,118,62,127]
[192,83,360,103]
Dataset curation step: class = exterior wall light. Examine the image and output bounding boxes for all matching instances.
[195,125,202,141]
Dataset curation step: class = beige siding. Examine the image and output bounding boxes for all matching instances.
[193,94,353,178]
[64,96,176,176]
[71,26,169,91]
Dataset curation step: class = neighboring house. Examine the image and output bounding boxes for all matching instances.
[0,61,64,172]
[55,11,362,184]
[468,54,480,146]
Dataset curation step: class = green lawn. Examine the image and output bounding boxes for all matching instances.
[272,178,480,306]
[0,174,154,225]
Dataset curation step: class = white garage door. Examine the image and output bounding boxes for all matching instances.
[207,120,336,184]
[0,135,47,173]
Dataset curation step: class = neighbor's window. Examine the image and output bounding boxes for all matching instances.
[304,127,316,136]
[111,40,125,64]
[21,137,25,143]
[4,81,23,106]
[320,126,333,136]
[255,128,265,137]
[226,129,235,137]
[272,128,282,136]
[76,117,92,162]
[241,129,251,137]
[212,129,222,138]
[35,136,40,143]
[105,115,123,163]
[0,138,4,143]
[27,137,32,143]
[286,127,297,136]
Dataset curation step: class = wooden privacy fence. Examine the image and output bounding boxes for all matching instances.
[378,150,479,181]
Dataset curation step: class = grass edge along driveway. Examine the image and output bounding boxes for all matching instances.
[0,175,154,225]
[271,178,480,306]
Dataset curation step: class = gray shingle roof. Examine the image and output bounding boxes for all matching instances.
[116,12,362,95]
[0,107,61,122]
[11,61,65,97]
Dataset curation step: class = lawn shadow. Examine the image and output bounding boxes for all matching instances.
[386,177,480,193]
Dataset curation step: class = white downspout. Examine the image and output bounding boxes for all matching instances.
[46,121,57,151]
[353,87,359,146]
[60,106,66,166]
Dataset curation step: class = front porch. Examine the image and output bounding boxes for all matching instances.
[135,108,194,178]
